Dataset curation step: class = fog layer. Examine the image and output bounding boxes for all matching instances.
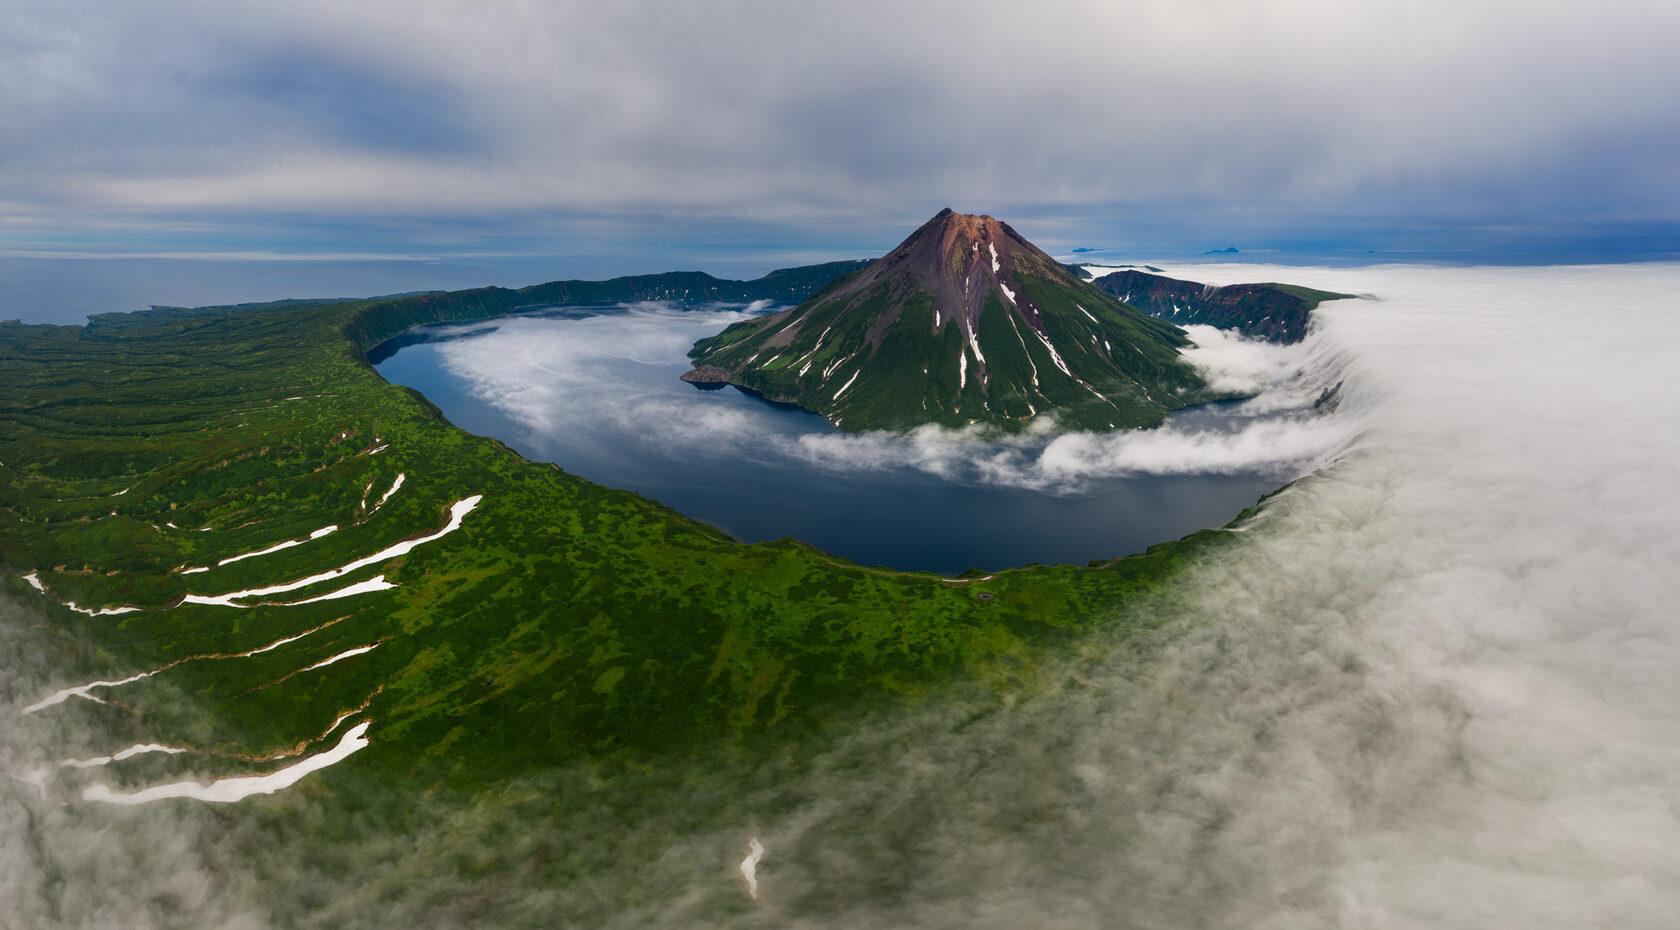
[4,263,1678,927]
[717,263,1680,927]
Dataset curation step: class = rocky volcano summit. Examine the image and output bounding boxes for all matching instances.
[685,209,1212,433]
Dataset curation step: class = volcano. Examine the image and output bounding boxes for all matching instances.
[684,209,1212,433]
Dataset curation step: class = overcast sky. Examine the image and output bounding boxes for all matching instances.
[4,0,1679,264]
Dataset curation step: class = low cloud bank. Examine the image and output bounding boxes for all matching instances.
[690,262,1680,927]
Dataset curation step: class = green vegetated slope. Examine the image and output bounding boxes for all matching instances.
[0,279,1236,794]
[687,210,1215,434]
[1089,269,1353,344]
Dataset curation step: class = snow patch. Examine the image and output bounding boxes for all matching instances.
[21,572,44,592]
[740,835,766,901]
[988,243,1000,274]
[832,370,861,401]
[60,743,186,770]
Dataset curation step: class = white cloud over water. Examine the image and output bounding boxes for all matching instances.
[432,302,1355,494]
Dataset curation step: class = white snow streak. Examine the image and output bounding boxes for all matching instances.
[277,575,396,606]
[240,624,330,657]
[180,495,480,608]
[19,621,340,716]
[60,744,186,770]
[372,473,405,510]
[832,370,861,401]
[1034,329,1073,377]
[23,670,157,714]
[299,643,379,673]
[81,721,372,805]
[21,572,44,592]
[215,524,339,567]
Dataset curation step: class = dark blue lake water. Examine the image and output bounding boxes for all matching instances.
[374,303,1292,574]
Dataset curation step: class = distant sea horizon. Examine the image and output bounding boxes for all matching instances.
[6,243,1678,326]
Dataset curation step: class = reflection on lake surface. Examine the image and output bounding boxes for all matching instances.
[374,303,1343,574]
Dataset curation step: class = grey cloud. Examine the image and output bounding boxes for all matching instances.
[3,0,1679,243]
